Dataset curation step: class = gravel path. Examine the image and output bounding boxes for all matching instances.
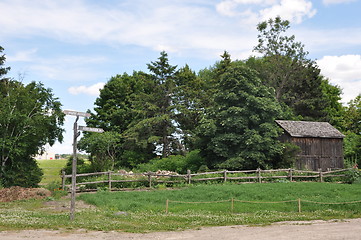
[1,218,360,240]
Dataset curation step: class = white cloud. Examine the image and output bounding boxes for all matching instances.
[0,0,256,58]
[317,55,361,104]
[68,82,105,96]
[323,0,356,5]
[7,48,38,62]
[216,0,316,24]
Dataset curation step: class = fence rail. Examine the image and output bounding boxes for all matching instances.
[61,168,352,191]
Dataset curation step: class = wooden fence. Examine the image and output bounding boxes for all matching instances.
[61,168,351,192]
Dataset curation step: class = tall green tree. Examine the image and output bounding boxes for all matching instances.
[0,77,64,187]
[248,17,328,120]
[196,64,284,170]
[84,71,156,169]
[124,51,180,158]
[173,64,207,151]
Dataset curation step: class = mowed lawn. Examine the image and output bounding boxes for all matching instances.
[37,159,67,185]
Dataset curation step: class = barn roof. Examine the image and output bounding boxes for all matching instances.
[275,120,345,139]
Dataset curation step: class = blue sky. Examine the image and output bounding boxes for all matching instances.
[1,0,360,154]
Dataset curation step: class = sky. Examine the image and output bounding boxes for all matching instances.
[1,0,360,154]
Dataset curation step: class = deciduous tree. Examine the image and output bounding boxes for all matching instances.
[0,47,64,186]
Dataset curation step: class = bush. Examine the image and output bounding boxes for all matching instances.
[135,150,205,173]
[2,157,43,187]
[62,155,91,175]
[343,169,361,184]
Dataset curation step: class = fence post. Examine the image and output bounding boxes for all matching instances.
[148,172,152,188]
[187,169,191,184]
[257,168,262,183]
[289,168,293,182]
[319,168,323,182]
[61,170,66,190]
[108,171,112,191]
[231,198,234,213]
[298,198,301,213]
[223,170,227,183]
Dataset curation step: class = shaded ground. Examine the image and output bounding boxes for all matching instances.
[1,218,361,240]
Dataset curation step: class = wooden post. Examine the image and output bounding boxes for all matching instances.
[223,170,227,183]
[70,116,79,221]
[298,198,301,213]
[289,168,293,182]
[61,170,66,190]
[108,171,112,191]
[319,168,323,182]
[187,169,191,184]
[148,172,152,188]
[257,168,262,183]
[231,198,234,213]
[165,199,169,214]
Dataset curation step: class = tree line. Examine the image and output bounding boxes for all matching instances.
[1,17,360,187]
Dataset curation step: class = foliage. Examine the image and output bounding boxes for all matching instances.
[196,64,284,170]
[249,17,332,121]
[2,157,43,188]
[343,95,361,165]
[62,155,91,175]
[343,169,361,184]
[173,65,208,150]
[272,142,301,169]
[85,71,157,168]
[320,78,345,129]
[136,150,205,173]
[125,51,179,158]
[78,131,121,171]
[344,94,361,134]
[344,132,361,166]
[0,46,64,187]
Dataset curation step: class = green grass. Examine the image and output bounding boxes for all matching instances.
[79,182,361,213]
[37,159,67,185]
[1,182,361,232]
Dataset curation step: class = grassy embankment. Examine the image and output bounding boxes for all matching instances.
[37,159,67,185]
[1,182,361,232]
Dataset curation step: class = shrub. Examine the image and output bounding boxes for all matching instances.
[135,150,205,174]
[2,157,43,187]
[62,155,91,175]
[343,169,361,184]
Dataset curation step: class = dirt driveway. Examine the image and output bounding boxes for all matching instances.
[1,218,361,240]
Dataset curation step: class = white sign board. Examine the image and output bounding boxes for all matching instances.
[78,126,104,133]
[63,110,91,118]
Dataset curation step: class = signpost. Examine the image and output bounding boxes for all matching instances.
[63,110,103,221]
[78,126,104,133]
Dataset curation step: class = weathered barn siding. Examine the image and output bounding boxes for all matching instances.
[276,120,344,171]
[291,137,344,170]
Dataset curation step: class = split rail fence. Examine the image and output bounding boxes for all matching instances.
[61,168,351,191]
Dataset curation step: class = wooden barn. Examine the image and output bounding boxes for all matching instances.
[275,120,345,171]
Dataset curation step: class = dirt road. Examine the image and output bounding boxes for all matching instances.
[1,218,361,240]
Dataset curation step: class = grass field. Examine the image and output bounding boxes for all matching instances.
[2,181,361,232]
[79,182,361,214]
[37,159,67,185]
